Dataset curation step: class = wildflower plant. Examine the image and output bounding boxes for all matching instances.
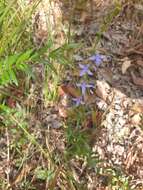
[72,96,84,106]
[76,82,95,96]
[79,64,93,76]
[72,53,103,106]
[89,54,103,67]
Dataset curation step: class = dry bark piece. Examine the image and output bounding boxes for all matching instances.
[96,80,110,102]
[122,59,131,74]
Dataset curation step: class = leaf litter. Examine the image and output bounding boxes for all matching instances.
[57,1,143,189]
[1,0,143,189]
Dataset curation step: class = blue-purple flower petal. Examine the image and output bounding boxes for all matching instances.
[89,53,103,67]
[77,82,95,96]
[79,64,93,76]
[72,96,84,106]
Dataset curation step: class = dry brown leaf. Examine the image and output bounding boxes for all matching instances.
[96,80,110,102]
[84,94,96,104]
[125,150,137,170]
[49,167,62,189]
[82,111,103,130]
[131,71,143,87]
[99,68,113,84]
[12,165,31,185]
[93,111,103,127]
[131,103,143,113]
[58,105,68,118]
[58,86,66,96]
[7,97,16,108]
[130,114,141,125]
[83,115,93,129]
[58,85,81,98]
[122,59,131,74]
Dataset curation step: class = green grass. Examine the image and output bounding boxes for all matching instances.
[0,0,80,189]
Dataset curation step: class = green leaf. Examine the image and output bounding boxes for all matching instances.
[8,69,18,86]
[42,59,57,74]
[0,104,11,113]
[17,62,29,71]
[1,70,10,85]
[5,53,20,66]
[62,43,80,50]
[30,40,53,61]
[16,49,33,64]
[35,168,54,181]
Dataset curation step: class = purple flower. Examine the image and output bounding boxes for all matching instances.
[79,64,93,76]
[89,54,103,67]
[77,82,95,95]
[72,96,84,106]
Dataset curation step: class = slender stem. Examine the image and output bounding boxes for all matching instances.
[10,115,54,166]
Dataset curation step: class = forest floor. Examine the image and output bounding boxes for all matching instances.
[0,0,143,189]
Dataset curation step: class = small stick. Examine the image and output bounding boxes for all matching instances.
[6,128,11,188]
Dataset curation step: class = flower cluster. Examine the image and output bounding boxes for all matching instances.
[72,53,103,106]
